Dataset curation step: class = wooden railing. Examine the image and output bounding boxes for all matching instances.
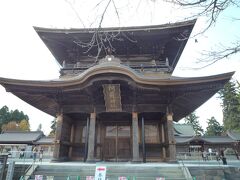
[60,61,171,76]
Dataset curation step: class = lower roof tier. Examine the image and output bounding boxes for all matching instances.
[0,63,234,121]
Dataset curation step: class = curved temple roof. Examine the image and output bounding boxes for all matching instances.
[34,19,196,73]
[0,62,234,121]
[0,20,234,122]
[175,136,235,144]
[0,131,44,144]
[0,63,234,86]
[227,130,240,141]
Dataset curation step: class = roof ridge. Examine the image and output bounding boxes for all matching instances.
[3,131,43,134]
[34,19,197,33]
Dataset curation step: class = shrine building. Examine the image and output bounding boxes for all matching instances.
[0,19,233,162]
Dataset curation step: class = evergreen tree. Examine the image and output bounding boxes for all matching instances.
[9,109,29,122]
[0,106,11,125]
[0,105,30,132]
[49,118,56,137]
[218,80,240,132]
[205,116,223,136]
[184,112,204,136]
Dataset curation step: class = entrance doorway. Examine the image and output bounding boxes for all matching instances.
[103,124,131,161]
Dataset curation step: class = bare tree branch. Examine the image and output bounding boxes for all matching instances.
[112,0,121,26]
[195,41,240,68]
[65,0,86,28]
[98,0,112,28]
[159,0,240,66]
[65,0,240,67]
[70,0,138,62]
[167,0,207,6]
[164,0,238,31]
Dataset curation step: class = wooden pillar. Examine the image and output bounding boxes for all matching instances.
[53,113,63,161]
[87,113,96,162]
[68,123,75,159]
[84,117,89,162]
[141,117,146,163]
[132,112,140,162]
[166,107,176,162]
[161,121,166,161]
[52,113,71,161]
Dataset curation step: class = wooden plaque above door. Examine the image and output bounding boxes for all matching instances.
[103,84,122,112]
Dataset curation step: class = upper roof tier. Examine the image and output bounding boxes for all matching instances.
[34,19,196,73]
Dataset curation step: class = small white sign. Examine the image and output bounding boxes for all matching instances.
[95,166,107,180]
[118,177,128,180]
[86,176,94,180]
[46,176,54,180]
[156,177,165,180]
[35,175,43,180]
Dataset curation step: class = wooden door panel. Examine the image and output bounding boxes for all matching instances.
[117,138,131,158]
[117,126,131,159]
[104,138,116,159]
[103,124,131,161]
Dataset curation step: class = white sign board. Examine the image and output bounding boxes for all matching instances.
[118,177,128,180]
[35,175,43,180]
[46,176,54,180]
[156,177,165,180]
[95,166,107,180]
[86,176,94,180]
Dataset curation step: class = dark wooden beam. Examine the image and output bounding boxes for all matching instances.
[62,105,94,114]
[142,117,146,163]
[84,117,89,162]
[62,104,168,114]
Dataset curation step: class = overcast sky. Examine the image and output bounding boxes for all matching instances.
[0,0,239,134]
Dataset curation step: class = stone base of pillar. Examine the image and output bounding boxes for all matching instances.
[161,147,166,161]
[168,144,176,162]
[86,158,96,163]
[51,157,69,162]
[132,158,142,163]
[165,159,177,163]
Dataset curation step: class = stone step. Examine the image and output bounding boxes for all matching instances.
[31,164,187,180]
[30,178,186,180]
[33,172,184,178]
[35,165,184,172]
[30,176,187,180]
[36,165,183,170]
